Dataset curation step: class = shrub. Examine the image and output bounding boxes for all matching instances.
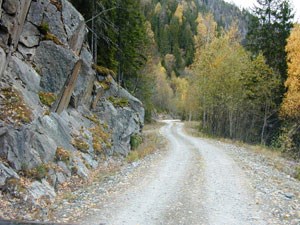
[130,134,143,150]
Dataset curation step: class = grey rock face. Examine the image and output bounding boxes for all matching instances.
[0,0,2,18]
[35,113,74,151]
[34,41,78,93]
[9,56,40,93]
[2,0,19,15]
[62,0,86,54]
[107,79,145,126]
[27,0,49,26]
[43,3,68,44]
[72,47,96,108]
[96,98,143,155]
[72,156,89,179]
[28,179,56,203]
[19,22,40,48]
[62,0,85,38]
[0,126,55,170]
[0,47,6,75]
[17,44,36,61]
[0,163,20,187]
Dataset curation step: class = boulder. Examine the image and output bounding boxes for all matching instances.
[35,113,74,151]
[0,112,76,171]
[19,22,40,48]
[61,0,86,54]
[43,2,67,45]
[34,41,78,93]
[82,153,98,169]
[95,99,143,155]
[0,126,57,170]
[0,0,2,18]
[17,43,36,61]
[72,156,89,179]
[27,0,49,26]
[106,79,145,126]
[10,1,32,50]
[0,47,6,75]
[0,163,19,187]
[8,56,40,93]
[62,0,85,38]
[28,179,56,203]
[2,0,19,15]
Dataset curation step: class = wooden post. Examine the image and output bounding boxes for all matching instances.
[52,60,83,114]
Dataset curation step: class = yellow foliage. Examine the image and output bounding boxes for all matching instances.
[154,2,162,14]
[281,24,300,119]
[195,13,217,47]
[174,4,184,24]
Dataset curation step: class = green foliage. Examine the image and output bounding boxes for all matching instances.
[246,0,294,80]
[38,22,49,35]
[130,134,143,150]
[39,92,57,107]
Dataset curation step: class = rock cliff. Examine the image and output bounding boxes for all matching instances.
[0,0,144,208]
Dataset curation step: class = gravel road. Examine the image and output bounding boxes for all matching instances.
[78,120,270,225]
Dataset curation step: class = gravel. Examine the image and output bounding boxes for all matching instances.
[50,120,300,225]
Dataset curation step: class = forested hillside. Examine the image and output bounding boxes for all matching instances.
[70,0,300,157]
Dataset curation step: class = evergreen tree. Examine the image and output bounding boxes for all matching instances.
[246,0,294,80]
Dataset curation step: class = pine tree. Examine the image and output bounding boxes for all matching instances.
[246,0,294,80]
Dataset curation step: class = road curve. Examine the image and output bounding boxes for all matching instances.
[83,120,265,225]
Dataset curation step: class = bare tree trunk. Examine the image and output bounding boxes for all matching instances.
[229,111,233,138]
[261,102,269,145]
[189,111,192,122]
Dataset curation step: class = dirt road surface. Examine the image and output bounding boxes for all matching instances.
[80,120,269,225]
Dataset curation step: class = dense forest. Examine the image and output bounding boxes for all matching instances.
[70,0,300,158]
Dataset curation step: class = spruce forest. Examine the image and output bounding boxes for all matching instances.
[70,0,299,158]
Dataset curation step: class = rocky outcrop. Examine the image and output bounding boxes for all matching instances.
[0,0,144,208]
